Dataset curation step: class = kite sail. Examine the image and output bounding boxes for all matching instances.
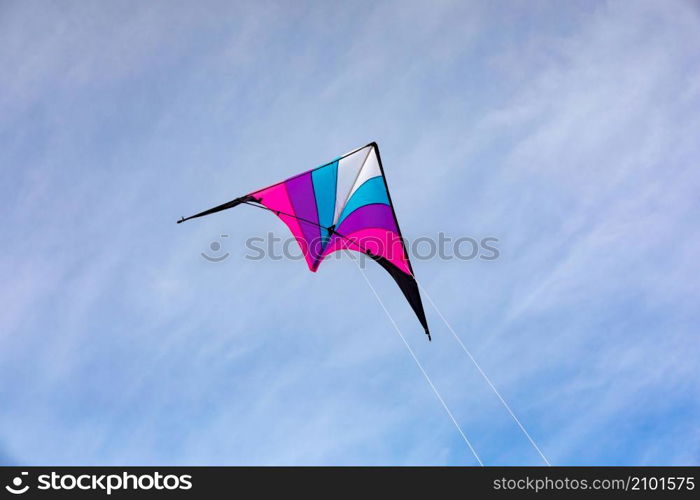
[178,142,430,340]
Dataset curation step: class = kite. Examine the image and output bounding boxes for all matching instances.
[178,142,430,340]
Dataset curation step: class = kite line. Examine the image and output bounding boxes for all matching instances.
[354,259,484,466]
[240,200,546,463]
[238,201,483,463]
[192,196,546,465]
[418,284,551,466]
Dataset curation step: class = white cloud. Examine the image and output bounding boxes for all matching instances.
[1,0,698,465]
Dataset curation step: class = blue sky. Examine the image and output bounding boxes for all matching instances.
[1,0,699,465]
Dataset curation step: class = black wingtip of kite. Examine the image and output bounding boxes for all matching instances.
[425,328,432,342]
[177,217,186,224]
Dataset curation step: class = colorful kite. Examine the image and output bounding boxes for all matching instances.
[178,142,430,339]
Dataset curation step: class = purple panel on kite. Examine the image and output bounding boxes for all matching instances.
[335,203,398,237]
[285,173,322,263]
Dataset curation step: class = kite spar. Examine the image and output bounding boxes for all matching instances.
[178,142,431,340]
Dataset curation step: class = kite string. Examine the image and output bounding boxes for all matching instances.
[353,257,484,466]
[417,283,551,466]
[243,197,544,464]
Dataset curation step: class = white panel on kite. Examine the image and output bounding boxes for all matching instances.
[347,146,382,201]
[334,145,371,223]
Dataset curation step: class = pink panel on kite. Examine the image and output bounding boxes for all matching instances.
[319,227,412,276]
[252,183,316,271]
[352,227,411,275]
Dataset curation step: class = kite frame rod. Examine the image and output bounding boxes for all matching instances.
[242,200,380,258]
[176,194,410,275]
[177,196,360,250]
[177,195,255,224]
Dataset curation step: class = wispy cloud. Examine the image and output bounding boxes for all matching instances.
[0,0,698,465]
